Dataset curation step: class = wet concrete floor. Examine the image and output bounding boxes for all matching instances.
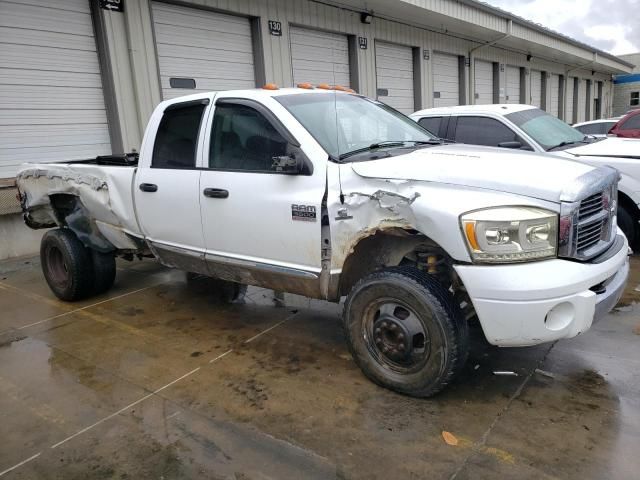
[0,255,639,479]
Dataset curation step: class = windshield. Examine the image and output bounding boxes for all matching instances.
[275,93,436,160]
[505,108,585,150]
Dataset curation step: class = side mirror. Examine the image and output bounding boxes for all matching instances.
[271,145,313,175]
[497,141,523,149]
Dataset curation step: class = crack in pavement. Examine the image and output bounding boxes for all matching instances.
[449,342,557,479]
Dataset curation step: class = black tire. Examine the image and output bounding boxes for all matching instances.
[343,266,468,397]
[186,273,247,303]
[40,228,95,301]
[617,205,637,248]
[91,250,116,295]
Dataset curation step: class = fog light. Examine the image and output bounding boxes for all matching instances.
[544,302,574,331]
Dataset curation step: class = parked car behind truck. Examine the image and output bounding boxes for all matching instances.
[411,104,640,245]
[17,87,629,397]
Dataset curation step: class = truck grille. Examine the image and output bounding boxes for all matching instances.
[576,193,607,254]
[558,166,619,262]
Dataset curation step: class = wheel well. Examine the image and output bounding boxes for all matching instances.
[49,193,80,224]
[48,193,115,253]
[618,191,639,221]
[337,228,451,298]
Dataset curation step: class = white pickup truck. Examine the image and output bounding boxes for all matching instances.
[410,104,640,245]
[17,87,629,397]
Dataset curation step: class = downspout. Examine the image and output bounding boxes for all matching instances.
[469,19,512,104]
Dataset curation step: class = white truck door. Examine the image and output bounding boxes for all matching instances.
[199,98,325,297]
[134,99,209,274]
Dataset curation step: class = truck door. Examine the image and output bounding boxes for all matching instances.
[198,98,325,297]
[133,99,209,274]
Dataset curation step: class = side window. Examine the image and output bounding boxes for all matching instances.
[209,103,289,172]
[454,116,518,147]
[418,117,442,136]
[620,115,640,130]
[152,103,206,169]
[576,123,602,135]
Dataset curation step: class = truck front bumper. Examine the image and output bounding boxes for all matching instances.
[454,235,630,347]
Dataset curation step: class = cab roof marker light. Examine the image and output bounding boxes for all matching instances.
[297,82,314,89]
[262,83,279,90]
[317,83,332,90]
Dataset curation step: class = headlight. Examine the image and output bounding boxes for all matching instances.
[461,207,558,263]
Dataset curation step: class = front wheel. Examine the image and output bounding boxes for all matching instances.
[343,267,468,397]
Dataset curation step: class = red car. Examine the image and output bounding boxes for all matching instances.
[609,109,640,138]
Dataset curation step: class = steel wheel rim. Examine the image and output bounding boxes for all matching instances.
[46,245,70,290]
[362,297,431,374]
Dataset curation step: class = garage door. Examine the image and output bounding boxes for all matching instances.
[566,77,575,123]
[577,79,587,123]
[432,52,459,107]
[530,70,542,107]
[505,66,521,104]
[152,2,256,100]
[0,0,111,178]
[549,74,560,116]
[474,60,493,105]
[290,26,350,87]
[375,42,414,113]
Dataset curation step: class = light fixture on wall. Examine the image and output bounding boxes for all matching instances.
[361,12,372,24]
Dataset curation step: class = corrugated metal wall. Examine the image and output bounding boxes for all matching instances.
[0,0,621,174]
[95,0,617,149]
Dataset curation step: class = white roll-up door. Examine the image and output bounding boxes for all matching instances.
[530,70,542,107]
[152,2,256,100]
[506,66,521,104]
[474,60,493,105]
[290,26,350,87]
[566,77,575,123]
[432,52,459,107]
[0,0,111,178]
[549,74,560,116]
[375,42,414,114]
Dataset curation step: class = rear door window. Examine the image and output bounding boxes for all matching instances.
[152,102,207,169]
[453,116,519,146]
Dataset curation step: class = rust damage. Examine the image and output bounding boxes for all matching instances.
[332,184,422,267]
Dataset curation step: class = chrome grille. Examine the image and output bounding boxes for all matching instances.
[575,193,607,254]
[578,192,604,220]
[558,166,618,262]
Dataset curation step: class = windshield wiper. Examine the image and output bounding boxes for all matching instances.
[547,139,588,151]
[339,140,441,160]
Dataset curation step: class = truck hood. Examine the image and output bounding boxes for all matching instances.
[565,137,640,159]
[350,144,595,203]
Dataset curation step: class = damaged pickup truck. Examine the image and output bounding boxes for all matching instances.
[17,87,629,397]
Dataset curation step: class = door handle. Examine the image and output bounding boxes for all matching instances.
[203,188,229,199]
[139,183,158,192]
